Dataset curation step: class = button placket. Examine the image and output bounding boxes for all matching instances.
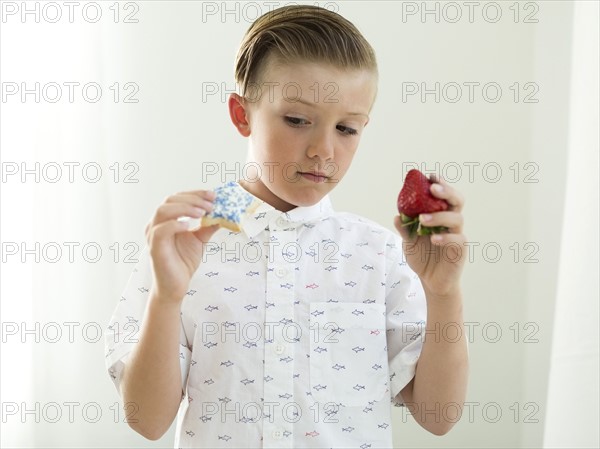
[262,223,296,448]
[277,217,286,228]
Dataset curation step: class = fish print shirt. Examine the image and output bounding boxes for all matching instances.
[105,180,427,448]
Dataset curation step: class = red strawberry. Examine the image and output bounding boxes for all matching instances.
[397,169,449,237]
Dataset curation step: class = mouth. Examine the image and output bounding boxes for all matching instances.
[298,171,329,183]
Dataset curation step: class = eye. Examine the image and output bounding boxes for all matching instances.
[284,116,308,126]
[337,125,358,136]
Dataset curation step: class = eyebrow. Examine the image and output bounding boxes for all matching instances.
[292,97,369,119]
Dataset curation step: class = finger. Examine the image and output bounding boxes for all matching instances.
[393,214,418,244]
[191,223,220,242]
[428,232,466,258]
[149,218,192,244]
[172,190,217,201]
[394,214,410,239]
[169,190,216,201]
[164,193,215,211]
[154,203,210,227]
[419,211,463,233]
[428,177,465,211]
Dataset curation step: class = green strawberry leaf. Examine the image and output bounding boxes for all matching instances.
[416,224,449,236]
[399,213,448,239]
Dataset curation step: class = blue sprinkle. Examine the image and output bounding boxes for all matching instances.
[208,181,255,225]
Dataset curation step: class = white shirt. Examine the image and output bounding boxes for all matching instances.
[105,180,427,448]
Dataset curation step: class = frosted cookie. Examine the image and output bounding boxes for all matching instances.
[201,181,261,232]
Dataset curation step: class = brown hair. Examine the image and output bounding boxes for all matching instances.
[234,5,378,97]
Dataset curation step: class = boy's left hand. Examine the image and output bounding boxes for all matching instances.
[393,175,466,299]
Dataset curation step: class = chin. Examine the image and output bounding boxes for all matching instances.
[268,182,332,210]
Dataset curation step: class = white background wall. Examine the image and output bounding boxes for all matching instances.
[1,1,597,448]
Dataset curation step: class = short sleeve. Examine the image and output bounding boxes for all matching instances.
[104,245,192,396]
[385,236,427,406]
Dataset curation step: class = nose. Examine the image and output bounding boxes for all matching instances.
[306,127,334,161]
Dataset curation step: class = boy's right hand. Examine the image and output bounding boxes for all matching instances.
[145,189,220,304]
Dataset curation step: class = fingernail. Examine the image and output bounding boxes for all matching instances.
[420,214,432,222]
[432,184,443,193]
[431,234,443,243]
[177,216,197,231]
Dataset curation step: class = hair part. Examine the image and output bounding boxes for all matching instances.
[234,5,378,97]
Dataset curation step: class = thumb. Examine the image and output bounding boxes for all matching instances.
[394,215,413,242]
[193,223,220,243]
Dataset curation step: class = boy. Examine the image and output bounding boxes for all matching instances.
[105,5,468,448]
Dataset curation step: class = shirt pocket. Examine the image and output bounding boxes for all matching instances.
[309,302,388,408]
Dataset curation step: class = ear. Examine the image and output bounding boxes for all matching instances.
[228,93,251,137]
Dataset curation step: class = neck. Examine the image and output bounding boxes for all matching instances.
[238,178,297,212]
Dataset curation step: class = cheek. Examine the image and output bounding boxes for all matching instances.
[249,126,273,160]
[337,143,358,164]
[332,146,358,174]
[265,132,296,163]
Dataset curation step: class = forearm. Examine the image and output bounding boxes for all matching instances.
[410,289,469,434]
[120,291,184,440]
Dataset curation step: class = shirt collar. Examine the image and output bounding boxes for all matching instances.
[231,180,335,239]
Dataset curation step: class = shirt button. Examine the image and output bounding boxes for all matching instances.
[275,344,286,355]
[272,430,283,439]
[276,267,288,277]
[276,217,286,228]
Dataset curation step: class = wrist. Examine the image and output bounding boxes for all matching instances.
[423,286,463,310]
[149,287,185,310]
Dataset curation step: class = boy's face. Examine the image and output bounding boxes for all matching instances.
[230,58,377,212]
